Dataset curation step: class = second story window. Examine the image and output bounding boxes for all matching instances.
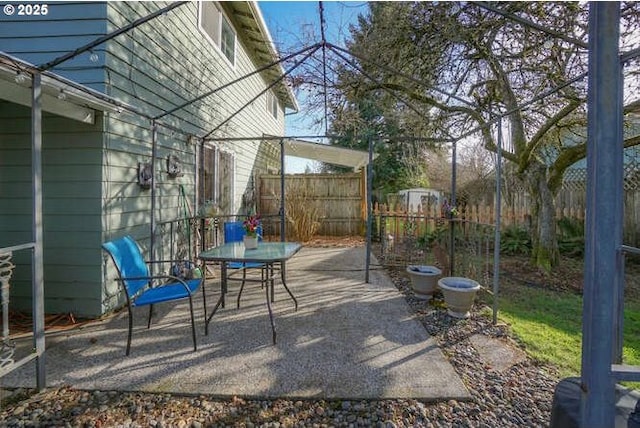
[267,90,278,120]
[199,2,236,66]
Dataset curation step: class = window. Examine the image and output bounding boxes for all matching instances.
[267,90,278,120]
[217,150,234,214]
[199,2,236,66]
[200,146,216,208]
[199,146,233,214]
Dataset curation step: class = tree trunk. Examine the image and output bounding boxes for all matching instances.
[526,163,559,271]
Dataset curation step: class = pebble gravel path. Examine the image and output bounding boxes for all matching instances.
[0,265,558,427]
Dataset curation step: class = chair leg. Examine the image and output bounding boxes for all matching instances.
[188,295,197,352]
[126,304,134,356]
[201,279,207,322]
[147,304,153,329]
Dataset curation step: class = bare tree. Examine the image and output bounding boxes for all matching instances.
[322,2,640,269]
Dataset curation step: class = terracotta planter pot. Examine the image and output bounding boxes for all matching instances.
[243,235,258,250]
[406,265,442,300]
[438,276,480,318]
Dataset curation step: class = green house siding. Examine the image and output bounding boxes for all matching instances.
[0,101,105,316]
[0,2,108,92]
[1,1,289,317]
[101,1,285,217]
[97,2,286,314]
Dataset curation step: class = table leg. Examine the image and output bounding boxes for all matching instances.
[265,263,276,344]
[204,262,227,336]
[269,264,275,303]
[280,261,298,311]
[221,263,227,308]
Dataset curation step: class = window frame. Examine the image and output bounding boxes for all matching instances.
[198,1,237,67]
[266,90,279,120]
[198,145,234,215]
[217,149,235,214]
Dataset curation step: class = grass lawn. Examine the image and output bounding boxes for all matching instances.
[489,258,640,386]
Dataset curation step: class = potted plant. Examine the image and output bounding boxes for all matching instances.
[437,276,480,318]
[242,214,261,249]
[406,265,442,300]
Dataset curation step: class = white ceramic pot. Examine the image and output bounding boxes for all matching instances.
[243,235,258,250]
[438,276,480,318]
[406,265,442,300]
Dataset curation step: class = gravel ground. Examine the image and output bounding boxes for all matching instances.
[0,249,559,427]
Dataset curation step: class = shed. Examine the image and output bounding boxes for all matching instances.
[397,188,443,212]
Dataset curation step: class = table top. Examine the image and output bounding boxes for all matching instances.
[198,241,302,263]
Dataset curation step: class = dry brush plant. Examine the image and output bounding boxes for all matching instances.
[280,184,322,242]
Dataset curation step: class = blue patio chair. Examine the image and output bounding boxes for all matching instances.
[223,221,265,308]
[102,235,205,356]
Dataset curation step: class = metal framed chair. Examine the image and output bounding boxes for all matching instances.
[223,221,265,307]
[102,235,205,356]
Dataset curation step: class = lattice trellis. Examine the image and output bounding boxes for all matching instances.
[562,159,640,191]
[624,159,640,191]
[0,252,15,368]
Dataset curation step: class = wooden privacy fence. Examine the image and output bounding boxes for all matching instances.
[259,172,366,237]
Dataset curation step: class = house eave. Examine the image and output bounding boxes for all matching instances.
[228,2,299,112]
[0,52,127,123]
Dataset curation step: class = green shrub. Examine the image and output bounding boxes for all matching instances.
[557,217,585,257]
[500,225,532,255]
[417,226,448,248]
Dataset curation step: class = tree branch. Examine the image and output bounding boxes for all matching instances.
[520,99,582,172]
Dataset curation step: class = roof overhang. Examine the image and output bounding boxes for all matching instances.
[270,137,376,171]
[227,2,299,112]
[0,52,123,123]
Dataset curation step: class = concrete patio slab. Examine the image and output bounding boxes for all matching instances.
[1,246,470,401]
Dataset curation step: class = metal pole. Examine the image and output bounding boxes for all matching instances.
[150,121,158,268]
[280,138,286,242]
[365,135,374,283]
[492,118,503,325]
[614,13,627,370]
[450,140,457,276]
[581,3,622,427]
[197,137,203,251]
[31,72,46,390]
[615,251,625,364]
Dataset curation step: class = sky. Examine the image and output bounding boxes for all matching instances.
[258,1,369,172]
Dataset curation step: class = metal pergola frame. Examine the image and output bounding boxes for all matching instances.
[1,2,637,425]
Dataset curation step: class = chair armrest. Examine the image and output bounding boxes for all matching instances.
[146,259,199,264]
[120,274,197,294]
